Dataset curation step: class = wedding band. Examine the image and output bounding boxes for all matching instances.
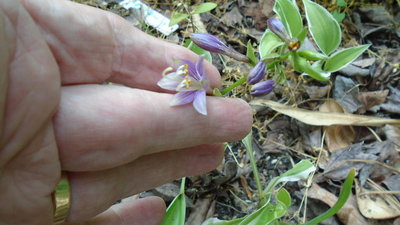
[53,172,71,224]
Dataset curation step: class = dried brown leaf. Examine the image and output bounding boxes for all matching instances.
[185,198,213,225]
[357,90,389,113]
[320,100,356,152]
[356,180,400,219]
[250,100,400,126]
[383,125,400,147]
[220,7,242,26]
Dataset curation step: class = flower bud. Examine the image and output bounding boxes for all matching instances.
[190,33,229,54]
[190,33,249,63]
[250,80,275,96]
[267,18,289,42]
[247,61,266,85]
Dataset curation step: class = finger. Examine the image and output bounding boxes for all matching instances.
[22,0,221,90]
[63,197,166,225]
[66,144,224,222]
[54,84,252,171]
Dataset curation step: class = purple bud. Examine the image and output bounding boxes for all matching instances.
[247,61,266,85]
[190,33,249,63]
[250,80,275,96]
[190,33,229,54]
[267,18,289,41]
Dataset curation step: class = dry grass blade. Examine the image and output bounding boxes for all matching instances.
[250,100,400,126]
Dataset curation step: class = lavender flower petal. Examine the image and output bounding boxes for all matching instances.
[190,33,229,54]
[195,55,205,79]
[247,61,266,85]
[170,91,197,106]
[193,90,207,115]
[250,80,275,96]
[157,72,181,90]
[267,18,290,41]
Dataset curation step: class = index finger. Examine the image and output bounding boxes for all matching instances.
[22,0,221,90]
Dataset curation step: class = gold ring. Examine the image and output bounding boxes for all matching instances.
[53,172,71,224]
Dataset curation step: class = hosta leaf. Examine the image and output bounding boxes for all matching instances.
[169,12,189,26]
[303,0,341,55]
[192,2,217,14]
[277,188,291,208]
[274,0,303,39]
[246,40,257,66]
[323,44,370,72]
[259,30,285,60]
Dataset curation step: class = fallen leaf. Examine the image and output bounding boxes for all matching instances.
[303,84,330,99]
[356,180,400,219]
[357,89,389,113]
[186,198,213,225]
[358,141,399,186]
[320,99,356,152]
[383,175,400,201]
[220,7,242,27]
[323,142,377,181]
[333,76,363,113]
[383,124,400,146]
[352,58,376,68]
[359,6,394,24]
[378,86,400,114]
[249,100,400,126]
[307,182,370,225]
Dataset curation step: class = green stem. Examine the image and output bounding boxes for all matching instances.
[242,132,266,207]
[302,169,355,225]
[220,76,247,95]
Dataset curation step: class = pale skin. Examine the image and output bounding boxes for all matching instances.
[0,0,252,225]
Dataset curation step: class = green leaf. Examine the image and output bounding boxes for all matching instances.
[169,12,189,26]
[302,169,355,225]
[186,40,213,62]
[264,159,316,194]
[246,40,257,66]
[192,2,217,14]
[297,49,327,61]
[276,188,291,208]
[337,0,347,7]
[202,201,287,225]
[239,202,287,225]
[274,0,303,39]
[291,52,330,81]
[260,53,280,61]
[332,10,346,22]
[323,44,370,72]
[259,30,285,60]
[160,179,186,225]
[303,0,341,55]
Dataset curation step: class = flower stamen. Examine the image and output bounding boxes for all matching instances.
[162,67,174,77]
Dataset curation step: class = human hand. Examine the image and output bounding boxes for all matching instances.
[0,0,252,225]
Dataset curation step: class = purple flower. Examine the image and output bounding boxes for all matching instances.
[157,56,209,115]
[267,18,290,42]
[250,80,275,96]
[190,33,249,62]
[247,61,266,85]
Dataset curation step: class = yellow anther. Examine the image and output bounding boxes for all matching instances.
[184,77,191,88]
[182,64,189,76]
[288,41,300,51]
